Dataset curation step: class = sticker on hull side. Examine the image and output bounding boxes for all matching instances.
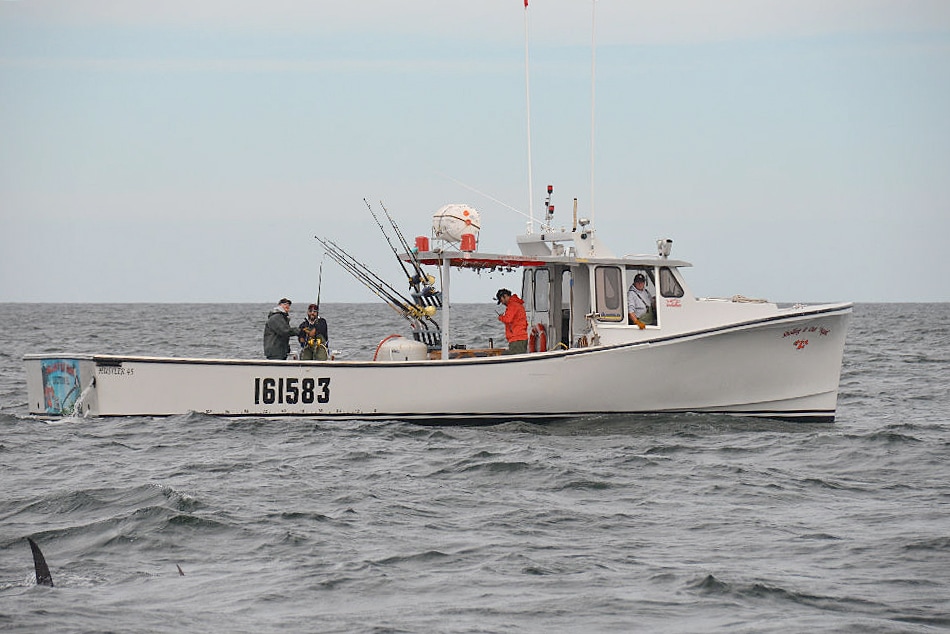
[41,359,81,415]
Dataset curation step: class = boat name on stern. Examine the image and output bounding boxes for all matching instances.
[97,366,135,376]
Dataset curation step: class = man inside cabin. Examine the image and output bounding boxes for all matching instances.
[298,303,329,361]
[495,288,529,355]
[263,298,300,360]
[628,273,656,327]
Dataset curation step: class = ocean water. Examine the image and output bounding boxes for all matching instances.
[1,302,948,633]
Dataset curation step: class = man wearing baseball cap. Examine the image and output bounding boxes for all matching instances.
[495,288,529,355]
[263,298,300,359]
[627,273,656,327]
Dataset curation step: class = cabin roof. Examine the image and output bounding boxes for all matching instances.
[405,251,692,270]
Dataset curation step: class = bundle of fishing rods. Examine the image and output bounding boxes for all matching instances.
[315,200,443,350]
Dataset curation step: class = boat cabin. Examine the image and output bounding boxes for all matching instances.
[519,257,689,351]
[413,217,711,355]
[512,225,693,351]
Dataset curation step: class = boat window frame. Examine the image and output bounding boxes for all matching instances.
[521,271,532,310]
[625,266,658,327]
[593,265,625,322]
[521,267,551,314]
[533,268,550,313]
[659,267,685,298]
[560,269,573,348]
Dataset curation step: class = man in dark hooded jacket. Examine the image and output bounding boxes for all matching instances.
[263,298,299,360]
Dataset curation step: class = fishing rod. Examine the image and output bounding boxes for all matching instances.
[378,200,414,259]
[322,238,441,336]
[316,237,409,311]
[299,252,329,357]
[315,252,325,311]
[379,200,433,292]
[320,244,409,319]
[315,236,439,326]
[363,198,414,284]
[322,237,412,308]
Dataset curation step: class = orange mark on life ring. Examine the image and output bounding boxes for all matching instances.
[529,323,547,353]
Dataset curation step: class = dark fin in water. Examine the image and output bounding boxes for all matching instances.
[27,538,54,587]
[177,564,185,576]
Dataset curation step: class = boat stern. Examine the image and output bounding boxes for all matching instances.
[24,355,98,417]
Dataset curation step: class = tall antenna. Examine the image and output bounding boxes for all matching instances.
[523,0,535,231]
[590,0,598,224]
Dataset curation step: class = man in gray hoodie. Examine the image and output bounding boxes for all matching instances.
[263,298,299,359]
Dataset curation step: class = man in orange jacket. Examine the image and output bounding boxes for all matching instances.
[495,288,529,355]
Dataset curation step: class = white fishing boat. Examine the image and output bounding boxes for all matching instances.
[23,7,851,423]
[25,197,851,422]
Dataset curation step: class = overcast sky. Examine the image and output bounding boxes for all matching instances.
[2,0,948,304]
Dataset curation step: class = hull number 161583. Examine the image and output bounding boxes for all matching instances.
[254,377,329,405]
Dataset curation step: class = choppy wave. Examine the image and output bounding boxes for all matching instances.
[0,303,948,632]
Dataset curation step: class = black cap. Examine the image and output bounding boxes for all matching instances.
[495,288,511,304]
[633,274,646,284]
[279,298,292,305]
[308,303,318,311]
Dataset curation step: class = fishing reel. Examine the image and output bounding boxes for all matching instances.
[409,305,438,318]
[411,273,435,287]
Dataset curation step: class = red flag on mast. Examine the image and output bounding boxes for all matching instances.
[524,0,528,6]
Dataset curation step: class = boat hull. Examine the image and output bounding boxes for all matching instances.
[25,306,851,423]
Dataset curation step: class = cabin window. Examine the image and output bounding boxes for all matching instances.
[521,273,531,310]
[659,267,684,298]
[521,268,551,313]
[594,266,624,321]
[626,267,656,290]
[533,268,550,313]
[560,270,573,348]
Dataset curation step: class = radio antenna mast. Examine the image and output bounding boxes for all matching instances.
[590,0,598,225]
[523,0,535,231]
